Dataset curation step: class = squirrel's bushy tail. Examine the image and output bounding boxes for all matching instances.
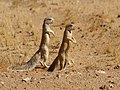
[47,56,59,72]
[7,51,40,71]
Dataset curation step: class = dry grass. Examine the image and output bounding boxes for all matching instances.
[0,0,80,66]
[0,0,120,68]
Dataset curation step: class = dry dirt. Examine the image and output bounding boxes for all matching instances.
[0,0,120,90]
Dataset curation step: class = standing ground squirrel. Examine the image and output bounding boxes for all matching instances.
[38,17,55,68]
[48,24,76,72]
[7,17,55,71]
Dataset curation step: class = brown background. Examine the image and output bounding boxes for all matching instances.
[0,0,120,90]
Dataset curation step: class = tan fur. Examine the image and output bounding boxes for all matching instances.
[48,24,76,72]
[7,17,54,71]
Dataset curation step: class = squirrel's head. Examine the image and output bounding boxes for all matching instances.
[65,24,75,31]
[44,17,54,25]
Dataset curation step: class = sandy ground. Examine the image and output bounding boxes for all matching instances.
[0,0,120,90]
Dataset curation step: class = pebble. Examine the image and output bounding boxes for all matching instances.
[56,74,60,78]
[109,83,114,88]
[109,80,115,84]
[114,65,120,69]
[22,77,32,82]
[117,15,120,18]
[1,81,4,85]
[96,70,106,74]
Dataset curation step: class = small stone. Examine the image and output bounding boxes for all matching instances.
[77,72,82,75]
[25,73,28,75]
[34,78,37,81]
[22,77,32,82]
[99,86,104,89]
[95,74,99,76]
[77,27,80,29]
[109,80,115,84]
[56,74,60,78]
[114,65,120,69]
[107,76,111,78]
[99,85,107,90]
[65,71,69,74]
[109,83,114,88]
[117,15,120,18]
[29,8,32,11]
[37,81,41,84]
[24,87,26,89]
[40,77,45,79]
[96,70,106,74]
[81,35,84,38]
[1,81,4,85]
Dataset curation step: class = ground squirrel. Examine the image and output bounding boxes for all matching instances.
[7,17,54,71]
[48,24,76,72]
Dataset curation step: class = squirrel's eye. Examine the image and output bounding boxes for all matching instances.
[69,24,73,27]
[48,19,52,20]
